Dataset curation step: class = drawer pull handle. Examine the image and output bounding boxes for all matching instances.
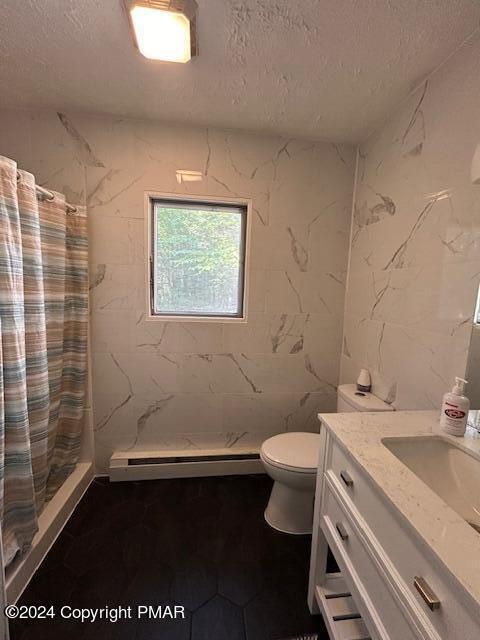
[340,470,354,487]
[335,522,349,541]
[414,576,441,611]
[332,613,362,621]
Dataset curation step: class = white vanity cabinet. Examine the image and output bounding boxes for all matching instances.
[308,421,480,640]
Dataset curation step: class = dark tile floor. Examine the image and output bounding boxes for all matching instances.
[10,475,330,640]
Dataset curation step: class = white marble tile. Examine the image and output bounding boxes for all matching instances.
[266,269,346,318]
[265,270,306,313]
[93,392,135,437]
[341,313,368,365]
[120,430,269,454]
[0,110,33,171]
[89,216,132,265]
[87,166,146,219]
[223,313,308,355]
[372,325,444,408]
[131,394,223,444]
[308,198,351,274]
[168,322,225,354]
[129,353,180,396]
[346,264,480,337]
[91,353,134,397]
[342,35,480,410]
[343,316,475,410]
[263,224,310,273]
[222,391,335,434]
[89,264,143,311]
[302,271,346,317]
[27,111,88,205]
[466,325,480,407]
[376,263,479,336]
[135,316,224,354]
[303,313,343,354]
[247,268,267,313]
[249,220,274,270]
[268,143,355,227]
[90,310,136,354]
[221,353,337,394]
[128,219,145,265]
[69,113,135,171]
[0,106,355,457]
[339,353,362,387]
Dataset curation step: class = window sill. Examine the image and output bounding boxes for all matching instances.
[145,313,248,324]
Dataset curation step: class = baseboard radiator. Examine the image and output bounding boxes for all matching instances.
[109,448,264,482]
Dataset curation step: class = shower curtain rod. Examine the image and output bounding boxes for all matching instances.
[16,171,79,214]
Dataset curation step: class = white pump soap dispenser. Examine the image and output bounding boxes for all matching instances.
[440,377,470,436]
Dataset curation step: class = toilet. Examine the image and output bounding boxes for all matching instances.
[260,384,394,534]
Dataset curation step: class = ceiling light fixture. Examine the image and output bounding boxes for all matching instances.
[124,0,198,63]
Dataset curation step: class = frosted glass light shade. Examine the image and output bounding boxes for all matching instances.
[471,143,480,185]
[129,4,192,63]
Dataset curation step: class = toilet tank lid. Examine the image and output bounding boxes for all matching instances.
[338,384,394,411]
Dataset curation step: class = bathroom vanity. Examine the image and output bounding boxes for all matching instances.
[308,410,480,640]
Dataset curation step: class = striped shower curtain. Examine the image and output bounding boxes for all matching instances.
[0,155,88,565]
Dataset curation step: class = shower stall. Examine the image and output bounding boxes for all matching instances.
[0,155,94,606]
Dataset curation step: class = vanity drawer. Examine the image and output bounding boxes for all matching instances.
[325,435,480,640]
[328,435,361,503]
[321,481,419,640]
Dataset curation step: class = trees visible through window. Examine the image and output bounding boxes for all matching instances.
[150,198,247,318]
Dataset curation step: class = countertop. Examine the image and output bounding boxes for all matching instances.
[317,409,480,610]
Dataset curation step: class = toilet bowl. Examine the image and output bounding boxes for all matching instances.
[261,384,394,535]
[261,432,320,535]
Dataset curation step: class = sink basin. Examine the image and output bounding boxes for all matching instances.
[382,436,480,534]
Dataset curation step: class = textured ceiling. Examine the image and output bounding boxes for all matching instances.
[0,0,479,142]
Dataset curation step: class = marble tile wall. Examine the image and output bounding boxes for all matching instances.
[466,325,480,408]
[341,34,480,410]
[0,108,355,470]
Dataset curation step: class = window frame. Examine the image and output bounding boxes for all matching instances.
[145,191,252,323]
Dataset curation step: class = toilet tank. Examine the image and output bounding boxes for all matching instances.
[337,384,394,412]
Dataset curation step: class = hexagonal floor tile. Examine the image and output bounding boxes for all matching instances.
[134,600,192,640]
[122,523,157,568]
[218,560,262,606]
[11,618,86,640]
[123,562,173,606]
[170,555,217,611]
[63,527,123,576]
[12,475,328,640]
[244,586,325,640]
[104,498,146,530]
[192,595,245,640]
[70,560,134,608]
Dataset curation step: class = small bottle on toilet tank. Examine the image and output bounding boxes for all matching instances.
[440,377,470,436]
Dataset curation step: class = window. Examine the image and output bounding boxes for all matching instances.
[149,197,249,319]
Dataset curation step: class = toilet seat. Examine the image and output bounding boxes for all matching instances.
[261,432,321,474]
